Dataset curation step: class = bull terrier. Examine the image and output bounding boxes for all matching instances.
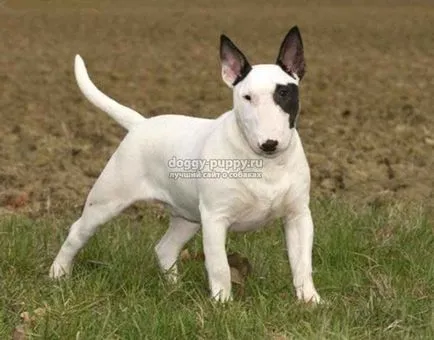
[50,26,321,304]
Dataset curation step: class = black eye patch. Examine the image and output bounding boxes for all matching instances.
[273,83,299,129]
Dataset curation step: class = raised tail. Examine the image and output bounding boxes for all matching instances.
[74,55,146,131]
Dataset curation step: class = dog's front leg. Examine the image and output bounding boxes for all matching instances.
[284,207,321,304]
[201,215,232,302]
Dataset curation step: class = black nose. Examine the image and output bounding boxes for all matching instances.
[260,139,278,152]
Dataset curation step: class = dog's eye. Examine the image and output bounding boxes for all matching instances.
[243,94,252,101]
[278,88,289,97]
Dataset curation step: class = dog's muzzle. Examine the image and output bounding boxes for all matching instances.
[259,139,278,153]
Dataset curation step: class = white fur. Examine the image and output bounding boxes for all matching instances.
[50,55,320,304]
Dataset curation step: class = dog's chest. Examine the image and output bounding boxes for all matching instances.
[228,172,293,232]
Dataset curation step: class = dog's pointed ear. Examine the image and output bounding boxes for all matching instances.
[276,26,305,80]
[220,34,252,88]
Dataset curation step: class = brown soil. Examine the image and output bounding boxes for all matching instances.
[1,1,433,216]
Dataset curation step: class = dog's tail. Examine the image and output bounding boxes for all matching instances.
[74,55,146,131]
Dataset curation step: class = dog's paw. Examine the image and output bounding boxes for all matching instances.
[211,289,233,303]
[164,268,179,285]
[296,287,322,305]
[303,291,322,305]
[49,261,71,279]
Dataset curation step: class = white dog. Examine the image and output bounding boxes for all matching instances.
[50,26,321,304]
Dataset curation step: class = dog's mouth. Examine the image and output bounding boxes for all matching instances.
[263,150,278,156]
[252,147,280,158]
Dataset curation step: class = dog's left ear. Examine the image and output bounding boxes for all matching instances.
[220,34,252,88]
[276,26,305,80]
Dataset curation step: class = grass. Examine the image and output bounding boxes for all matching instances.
[1,200,433,339]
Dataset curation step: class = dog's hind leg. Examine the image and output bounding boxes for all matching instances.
[49,149,144,279]
[155,216,200,283]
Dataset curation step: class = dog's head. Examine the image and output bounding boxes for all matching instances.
[220,26,305,156]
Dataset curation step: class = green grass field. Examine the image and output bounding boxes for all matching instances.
[1,200,432,339]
